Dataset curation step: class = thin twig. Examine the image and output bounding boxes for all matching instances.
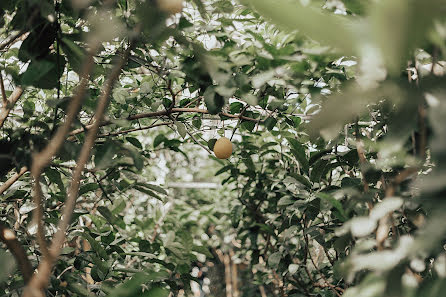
[97,122,171,137]
[68,108,264,137]
[184,124,212,154]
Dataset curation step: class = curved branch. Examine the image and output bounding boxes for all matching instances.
[0,166,28,196]
[0,222,33,284]
[0,87,24,128]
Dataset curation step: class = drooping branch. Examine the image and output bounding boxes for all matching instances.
[0,166,28,196]
[0,87,24,129]
[0,222,33,284]
[23,29,138,297]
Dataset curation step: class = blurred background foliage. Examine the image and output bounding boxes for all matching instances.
[1,0,446,296]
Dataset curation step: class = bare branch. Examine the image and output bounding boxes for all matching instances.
[0,87,24,128]
[0,166,28,196]
[0,222,33,284]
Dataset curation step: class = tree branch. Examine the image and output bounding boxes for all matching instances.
[0,87,24,128]
[0,222,33,284]
[29,44,100,263]
[0,72,7,104]
[0,166,28,196]
[0,30,27,52]
[68,108,263,137]
[97,122,171,138]
[23,29,138,297]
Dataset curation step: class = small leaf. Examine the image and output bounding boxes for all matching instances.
[268,252,282,267]
[265,117,277,131]
[126,137,143,149]
[175,121,187,139]
[288,264,299,275]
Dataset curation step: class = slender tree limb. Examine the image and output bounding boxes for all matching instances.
[30,48,98,177]
[97,122,171,137]
[355,119,373,210]
[68,107,263,137]
[23,30,138,297]
[183,123,212,154]
[0,72,7,104]
[0,87,24,128]
[28,43,99,263]
[0,166,28,195]
[0,221,33,284]
[417,103,427,160]
[0,30,27,52]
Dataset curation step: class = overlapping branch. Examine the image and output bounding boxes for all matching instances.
[23,26,139,297]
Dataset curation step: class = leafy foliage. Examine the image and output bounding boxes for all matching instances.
[0,0,446,296]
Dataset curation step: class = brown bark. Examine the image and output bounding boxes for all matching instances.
[0,87,24,128]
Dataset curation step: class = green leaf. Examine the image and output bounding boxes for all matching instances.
[208,138,217,150]
[45,168,64,193]
[204,86,225,115]
[268,252,282,268]
[265,117,277,131]
[316,192,347,221]
[61,36,86,74]
[241,0,356,54]
[136,183,168,195]
[126,137,143,149]
[154,134,167,148]
[286,138,309,173]
[106,271,169,297]
[140,287,169,297]
[20,54,66,89]
[98,206,126,229]
[79,183,99,196]
[175,121,187,139]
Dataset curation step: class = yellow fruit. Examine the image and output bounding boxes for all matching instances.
[213,137,233,159]
[157,0,183,14]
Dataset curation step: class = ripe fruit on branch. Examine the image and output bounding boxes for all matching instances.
[157,0,183,14]
[213,137,233,159]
